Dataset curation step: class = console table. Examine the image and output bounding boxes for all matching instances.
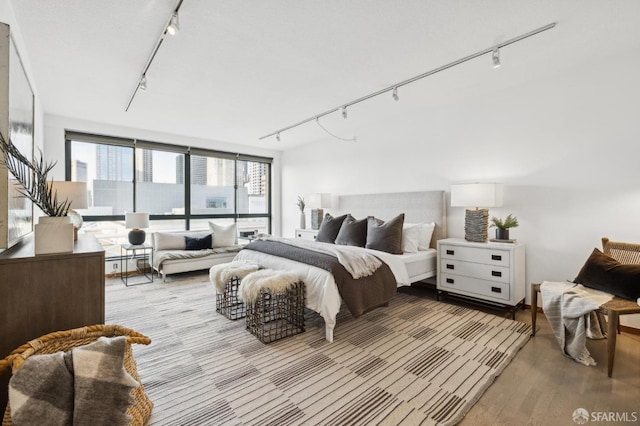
[0,233,105,413]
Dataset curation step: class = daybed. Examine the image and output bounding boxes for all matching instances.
[152,226,242,281]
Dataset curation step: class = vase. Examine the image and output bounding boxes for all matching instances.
[496,228,509,240]
[34,216,74,255]
[299,212,306,229]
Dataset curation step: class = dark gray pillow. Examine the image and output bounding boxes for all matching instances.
[316,213,348,243]
[365,213,405,254]
[335,215,367,247]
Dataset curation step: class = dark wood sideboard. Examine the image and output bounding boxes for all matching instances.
[0,233,105,414]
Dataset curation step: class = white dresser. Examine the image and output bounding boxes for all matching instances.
[295,228,319,241]
[437,238,526,316]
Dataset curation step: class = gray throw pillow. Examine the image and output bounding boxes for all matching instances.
[366,213,405,254]
[335,215,367,247]
[316,213,348,243]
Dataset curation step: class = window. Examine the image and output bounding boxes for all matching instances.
[66,132,272,258]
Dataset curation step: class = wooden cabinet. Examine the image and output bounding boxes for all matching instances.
[295,228,319,241]
[437,238,525,314]
[0,234,105,412]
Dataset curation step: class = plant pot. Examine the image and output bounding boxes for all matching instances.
[495,228,509,240]
[299,212,306,230]
[35,216,74,254]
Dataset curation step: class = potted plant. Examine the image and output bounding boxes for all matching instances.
[1,132,75,253]
[490,213,519,240]
[296,196,306,229]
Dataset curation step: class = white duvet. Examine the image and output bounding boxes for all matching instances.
[234,241,410,342]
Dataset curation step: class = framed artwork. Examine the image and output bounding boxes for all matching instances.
[0,26,34,249]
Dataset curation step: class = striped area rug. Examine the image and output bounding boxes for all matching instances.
[106,275,531,425]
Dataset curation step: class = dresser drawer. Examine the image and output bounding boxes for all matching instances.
[439,273,510,301]
[440,259,510,284]
[440,244,510,267]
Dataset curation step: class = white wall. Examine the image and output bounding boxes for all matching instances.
[281,39,640,327]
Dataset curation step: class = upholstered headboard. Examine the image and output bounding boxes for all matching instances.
[331,190,447,248]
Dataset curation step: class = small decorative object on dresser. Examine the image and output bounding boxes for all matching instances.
[490,213,519,241]
[296,195,306,229]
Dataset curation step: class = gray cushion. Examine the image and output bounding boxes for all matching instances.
[335,215,367,247]
[365,213,405,254]
[316,213,348,243]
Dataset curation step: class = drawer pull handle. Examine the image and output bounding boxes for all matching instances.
[491,254,502,261]
[491,271,502,277]
[446,249,455,255]
[446,278,454,284]
[446,264,454,270]
[297,234,302,238]
[491,286,502,293]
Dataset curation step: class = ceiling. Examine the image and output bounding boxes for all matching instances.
[8,1,640,151]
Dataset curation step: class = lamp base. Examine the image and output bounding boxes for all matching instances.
[464,209,489,242]
[128,229,146,245]
[311,208,324,230]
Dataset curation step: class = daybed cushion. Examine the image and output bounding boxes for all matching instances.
[185,234,212,250]
[574,248,640,300]
[154,232,188,250]
[209,222,238,247]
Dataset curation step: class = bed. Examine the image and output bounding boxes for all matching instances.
[234,190,446,342]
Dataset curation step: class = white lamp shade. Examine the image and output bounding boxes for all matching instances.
[450,183,503,208]
[48,181,88,209]
[306,193,333,209]
[125,212,149,229]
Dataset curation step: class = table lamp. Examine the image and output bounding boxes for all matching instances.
[451,183,503,242]
[307,193,332,230]
[49,181,88,240]
[125,212,150,245]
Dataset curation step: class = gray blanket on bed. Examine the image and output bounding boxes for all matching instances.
[242,240,397,317]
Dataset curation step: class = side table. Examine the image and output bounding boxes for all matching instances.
[121,244,154,286]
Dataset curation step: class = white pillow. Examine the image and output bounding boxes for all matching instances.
[209,222,238,247]
[402,223,421,253]
[154,232,187,250]
[418,222,436,251]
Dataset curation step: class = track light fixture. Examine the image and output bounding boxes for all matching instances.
[260,22,556,141]
[166,13,180,36]
[139,75,147,91]
[125,0,184,112]
[492,47,501,68]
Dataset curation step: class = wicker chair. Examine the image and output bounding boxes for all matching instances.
[531,237,640,377]
[0,325,153,426]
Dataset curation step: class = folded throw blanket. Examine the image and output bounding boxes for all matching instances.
[541,281,613,366]
[9,336,139,426]
[256,235,381,279]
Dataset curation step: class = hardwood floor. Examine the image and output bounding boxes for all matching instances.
[108,274,639,425]
[402,285,640,426]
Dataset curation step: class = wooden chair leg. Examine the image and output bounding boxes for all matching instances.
[607,311,619,377]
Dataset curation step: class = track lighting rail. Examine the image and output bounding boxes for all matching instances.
[259,22,556,141]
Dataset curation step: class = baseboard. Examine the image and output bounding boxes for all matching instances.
[525,304,640,335]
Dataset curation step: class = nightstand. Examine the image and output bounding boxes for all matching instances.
[295,229,319,241]
[120,243,154,286]
[436,238,526,318]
